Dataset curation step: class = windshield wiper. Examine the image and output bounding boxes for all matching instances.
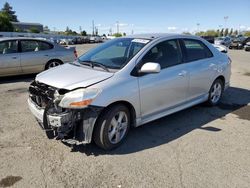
[80,60,110,72]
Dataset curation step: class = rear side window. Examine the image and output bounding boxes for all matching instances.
[0,40,18,54]
[183,39,213,62]
[21,40,53,52]
[141,40,182,69]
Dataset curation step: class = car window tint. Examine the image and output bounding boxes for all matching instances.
[92,44,126,59]
[0,41,18,54]
[21,40,53,52]
[21,40,39,52]
[38,41,53,50]
[141,40,182,69]
[183,39,213,62]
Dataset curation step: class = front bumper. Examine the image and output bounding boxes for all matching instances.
[28,97,102,144]
[28,97,44,123]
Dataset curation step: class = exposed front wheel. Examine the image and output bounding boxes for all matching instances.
[206,79,224,106]
[93,104,130,150]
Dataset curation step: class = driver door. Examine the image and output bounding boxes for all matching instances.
[138,39,189,119]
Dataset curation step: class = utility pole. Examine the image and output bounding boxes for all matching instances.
[92,20,95,36]
[116,21,119,34]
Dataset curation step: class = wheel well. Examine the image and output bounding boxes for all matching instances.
[45,59,63,70]
[215,75,225,88]
[96,101,136,127]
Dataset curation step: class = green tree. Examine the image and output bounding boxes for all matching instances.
[81,30,87,36]
[220,29,224,37]
[216,29,220,37]
[1,2,18,22]
[224,28,229,36]
[205,30,218,37]
[29,27,40,33]
[195,31,205,36]
[233,30,238,36]
[229,28,233,36]
[113,33,122,37]
[0,12,13,31]
[244,31,250,37]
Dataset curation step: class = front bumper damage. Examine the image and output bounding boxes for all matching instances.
[28,81,102,145]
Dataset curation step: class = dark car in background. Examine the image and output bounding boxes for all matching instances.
[229,37,249,50]
[201,36,215,44]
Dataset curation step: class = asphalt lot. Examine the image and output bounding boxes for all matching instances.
[0,44,250,188]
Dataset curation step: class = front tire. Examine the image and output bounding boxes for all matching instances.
[93,104,130,150]
[206,79,224,106]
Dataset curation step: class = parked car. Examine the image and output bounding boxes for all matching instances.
[213,44,228,53]
[244,41,250,51]
[82,36,90,43]
[59,39,74,45]
[28,34,231,150]
[0,37,77,77]
[90,36,102,43]
[201,36,215,44]
[229,36,250,50]
[214,37,231,47]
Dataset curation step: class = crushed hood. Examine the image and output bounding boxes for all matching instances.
[36,63,114,90]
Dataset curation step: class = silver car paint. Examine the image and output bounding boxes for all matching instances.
[32,34,231,139]
[0,37,75,77]
[86,34,231,126]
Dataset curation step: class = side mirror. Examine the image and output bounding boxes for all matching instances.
[140,62,161,74]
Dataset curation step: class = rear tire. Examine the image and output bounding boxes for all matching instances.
[206,79,224,106]
[45,60,62,70]
[93,104,130,150]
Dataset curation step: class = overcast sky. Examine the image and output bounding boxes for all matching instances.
[4,0,250,34]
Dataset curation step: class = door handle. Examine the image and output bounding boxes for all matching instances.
[12,56,17,59]
[178,71,187,77]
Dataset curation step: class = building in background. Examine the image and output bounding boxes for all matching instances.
[11,22,43,32]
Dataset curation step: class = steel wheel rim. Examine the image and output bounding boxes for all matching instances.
[210,83,222,104]
[48,61,60,68]
[108,111,128,144]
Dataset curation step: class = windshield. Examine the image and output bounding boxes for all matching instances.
[78,38,150,70]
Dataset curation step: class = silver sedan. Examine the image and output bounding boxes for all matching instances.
[0,37,77,77]
[28,34,231,150]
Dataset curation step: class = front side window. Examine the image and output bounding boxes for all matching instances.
[21,40,53,52]
[141,40,182,69]
[0,40,18,54]
[78,38,149,70]
[183,39,213,62]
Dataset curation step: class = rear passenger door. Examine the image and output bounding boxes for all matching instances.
[0,40,21,76]
[20,40,53,73]
[181,39,215,100]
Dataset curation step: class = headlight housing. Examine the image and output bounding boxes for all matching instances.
[58,88,101,109]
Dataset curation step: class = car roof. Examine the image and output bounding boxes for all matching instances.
[124,33,201,40]
[0,37,49,42]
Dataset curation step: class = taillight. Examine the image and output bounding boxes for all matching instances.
[74,49,78,59]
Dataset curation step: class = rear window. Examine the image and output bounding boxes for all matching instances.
[183,39,213,62]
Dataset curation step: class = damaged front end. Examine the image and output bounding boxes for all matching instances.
[28,81,102,145]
